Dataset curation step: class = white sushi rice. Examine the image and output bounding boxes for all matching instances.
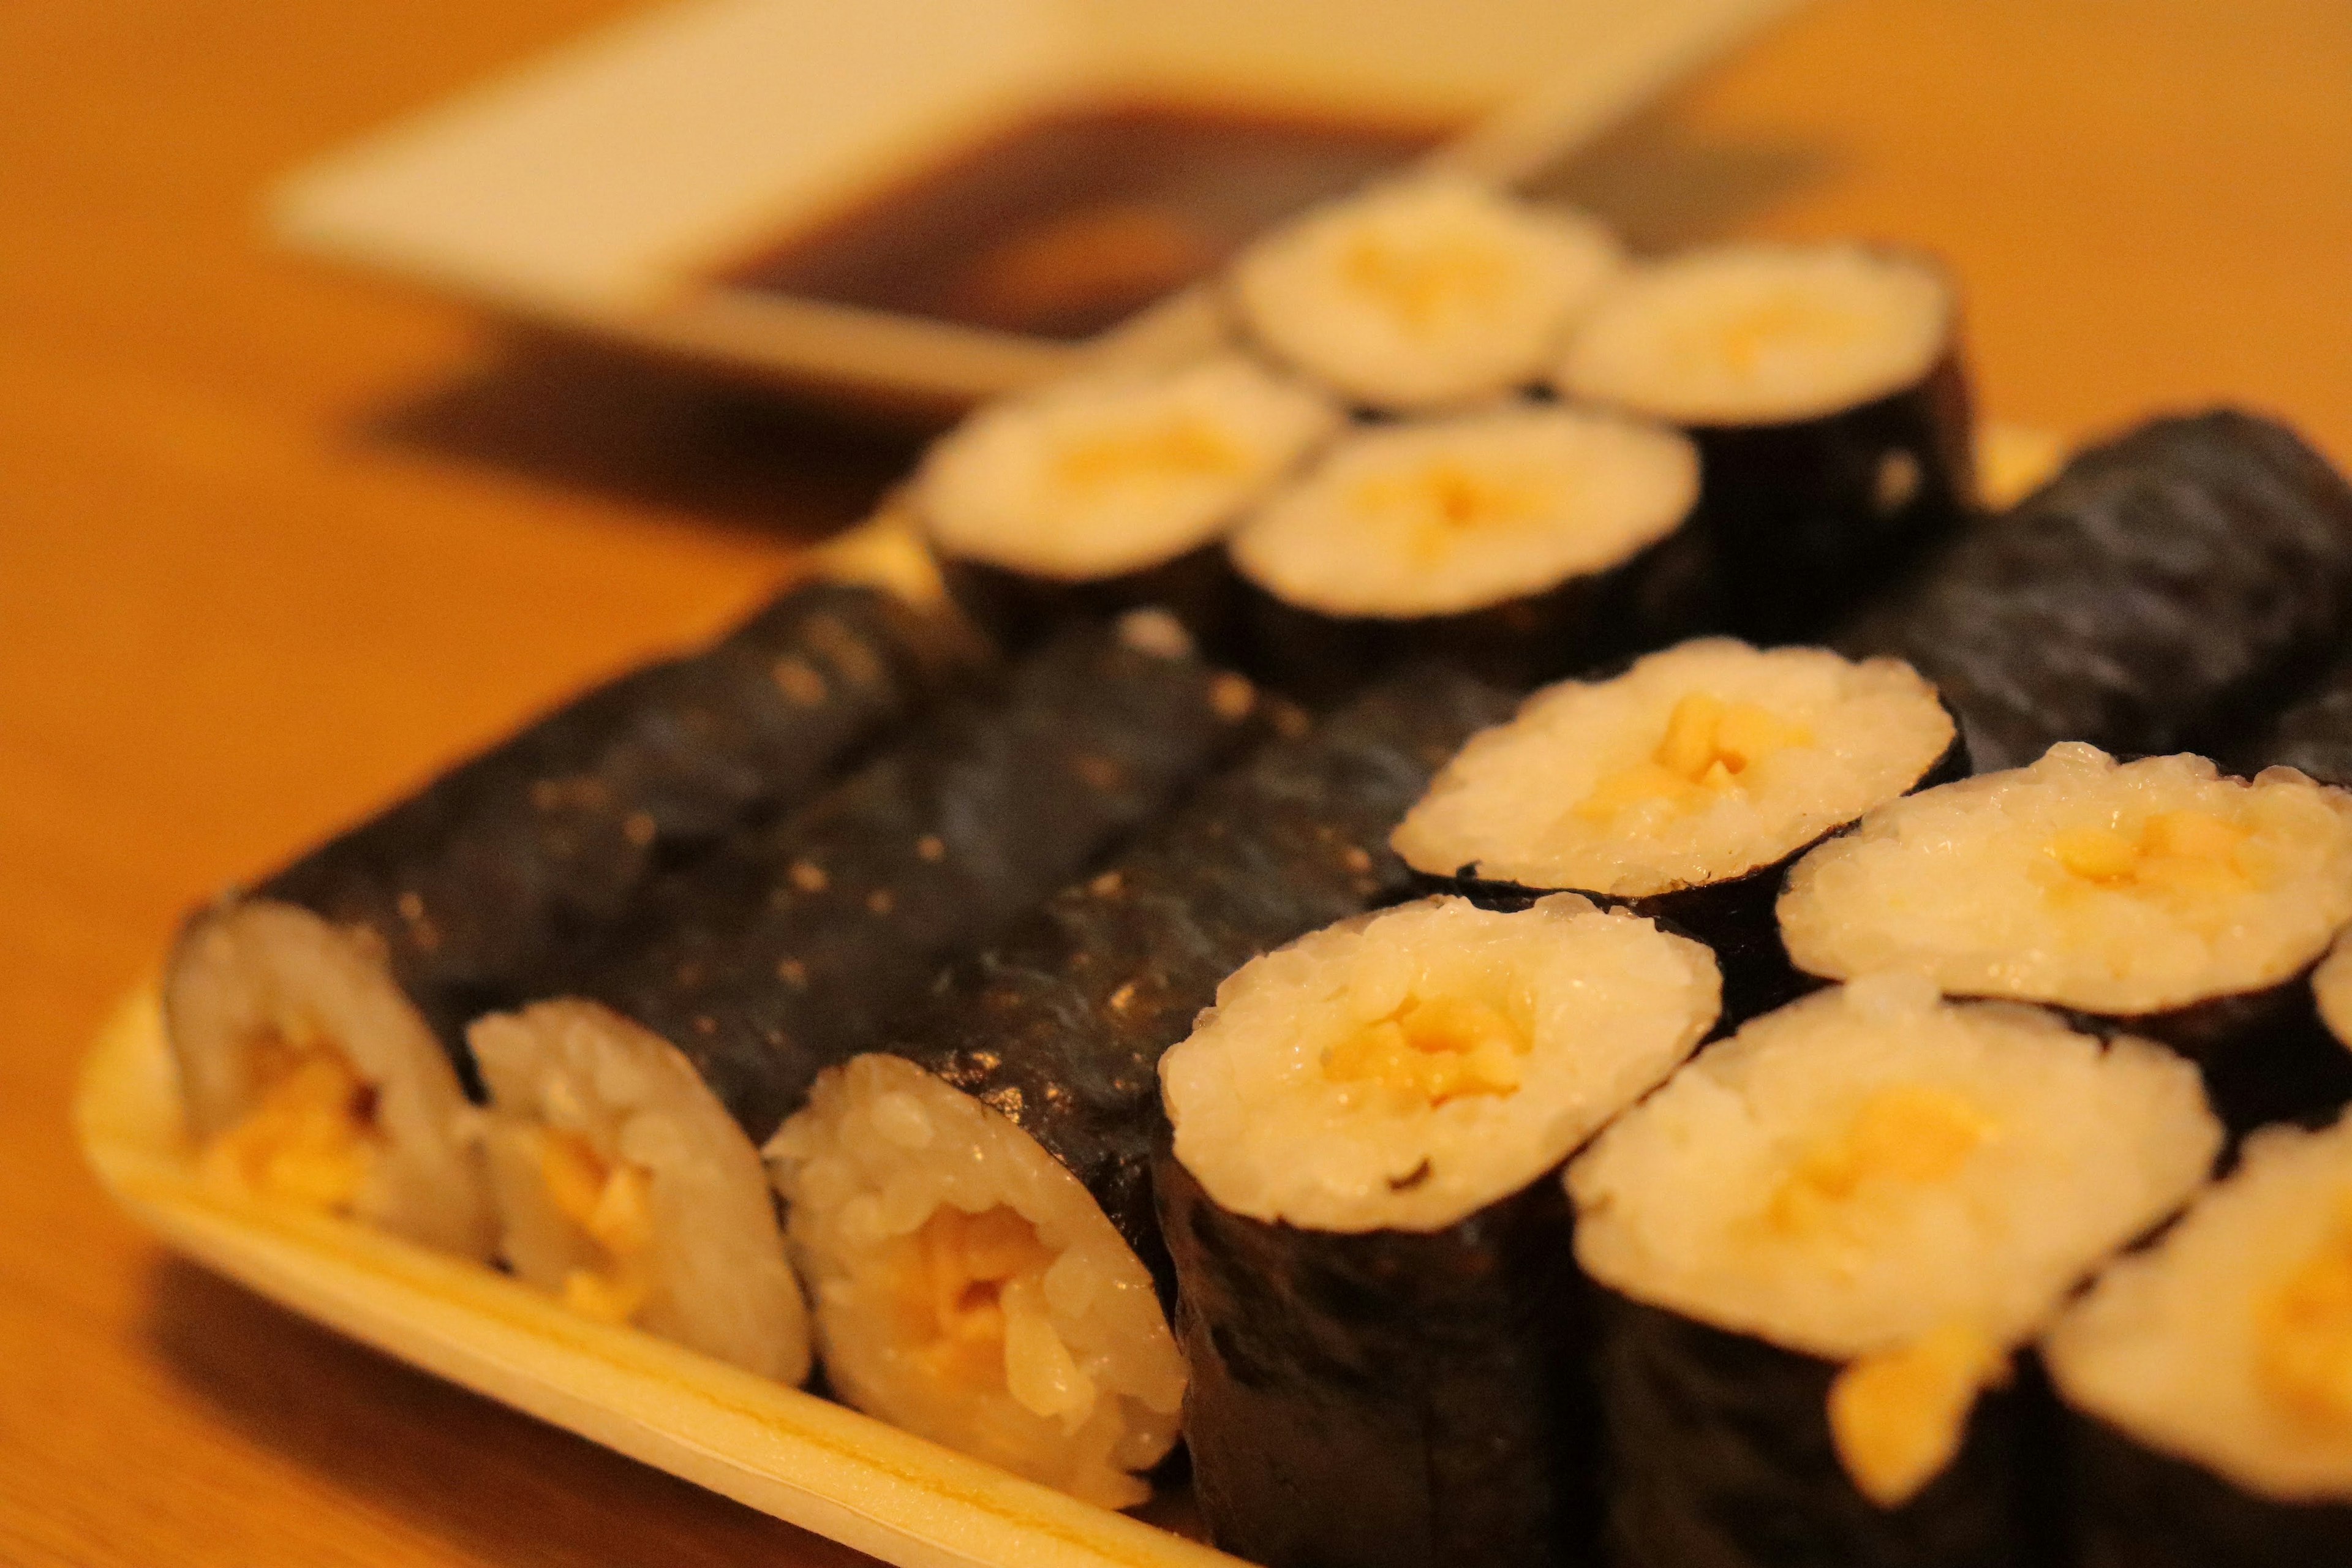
[2045,1110,2352,1501]
[769,1054,1186,1509]
[1227,404,1698,620]
[1779,747,2352,1016]
[1556,243,1952,427]
[164,898,494,1258]
[470,1000,809,1383]
[912,353,1340,581]
[2315,929,2352,1052]
[1162,894,1719,1235]
[1392,640,1954,897]
[1230,174,1624,412]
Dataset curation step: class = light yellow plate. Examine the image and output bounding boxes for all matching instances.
[77,987,1242,1568]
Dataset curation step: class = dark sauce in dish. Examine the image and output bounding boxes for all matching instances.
[724,101,1451,342]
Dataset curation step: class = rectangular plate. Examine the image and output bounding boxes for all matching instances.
[270,0,1796,418]
[77,987,1243,1568]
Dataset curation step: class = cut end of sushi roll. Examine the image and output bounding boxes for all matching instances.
[163,898,494,1258]
[469,1000,810,1383]
[1556,243,1953,428]
[1228,404,1698,621]
[1161,894,1719,1235]
[769,1054,1185,1510]
[2046,1110,2352,1502]
[1230,173,1624,411]
[1779,745,2352,1016]
[913,354,1340,582]
[1393,639,1956,900]
[1570,976,2218,1500]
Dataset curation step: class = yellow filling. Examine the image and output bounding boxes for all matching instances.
[200,1033,379,1212]
[1351,460,1547,564]
[1050,417,1245,492]
[1340,233,1511,331]
[2255,1193,2352,1430]
[2043,807,2264,910]
[1324,993,1530,1106]
[1578,692,1815,820]
[1828,1322,2008,1507]
[536,1128,655,1324]
[1689,292,1864,379]
[1765,1085,1995,1238]
[892,1205,1061,1390]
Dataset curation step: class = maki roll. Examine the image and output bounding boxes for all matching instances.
[911,354,1340,651]
[464,614,1261,1373]
[2043,1110,2352,1567]
[1229,174,1624,413]
[1229,404,1704,694]
[1555,243,1972,641]
[1568,976,2221,1568]
[1392,638,1961,1022]
[1157,894,1720,1568]
[1842,409,2352,771]
[768,665,1518,1506]
[167,575,981,1257]
[1779,744,2352,1131]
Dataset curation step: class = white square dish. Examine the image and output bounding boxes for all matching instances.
[271,0,1795,420]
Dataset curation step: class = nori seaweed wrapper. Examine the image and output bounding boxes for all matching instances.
[1425,709,1968,1028]
[2059,976,2352,1139]
[573,617,1266,1142]
[1596,1291,2043,1568]
[2229,647,2352,788]
[2063,1411,2352,1568]
[1157,1155,1591,1568]
[941,545,1247,666]
[236,580,983,1084]
[1240,523,1722,705]
[1694,352,1974,644]
[1840,409,2352,772]
[869,665,1521,1297]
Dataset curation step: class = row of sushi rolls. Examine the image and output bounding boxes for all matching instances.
[167,172,2352,1566]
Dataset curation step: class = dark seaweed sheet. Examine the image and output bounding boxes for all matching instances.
[1595,1291,2042,1568]
[1840,409,2352,772]
[868,665,1521,1297]
[2063,1410,2352,1568]
[239,581,983,1082]
[572,618,1265,1142]
[1158,1156,1590,1568]
[2230,649,2352,788]
[2058,974,2352,1141]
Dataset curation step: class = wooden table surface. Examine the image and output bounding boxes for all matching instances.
[3,1,2347,1562]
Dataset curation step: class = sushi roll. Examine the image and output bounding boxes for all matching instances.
[466,614,1261,1370]
[165,575,981,1257]
[1568,976,2221,1568]
[1158,894,1720,1568]
[1841,409,2352,772]
[769,665,1518,1506]
[1392,638,1962,1023]
[912,354,1340,652]
[2043,1110,2352,1567]
[1555,242,1973,641]
[1229,404,1705,694]
[1228,174,1624,413]
[1778,744,2352,1132]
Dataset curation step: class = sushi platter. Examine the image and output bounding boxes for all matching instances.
[84,164,2352,1568]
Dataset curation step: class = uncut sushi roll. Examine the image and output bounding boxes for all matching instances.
[1158,894,1720,1568]
[912,354,1340,652]
[464,613,1261,1374]
[1229,404,1705,695]
[1779,744,2352,1132]
[769,665,1518,1506]
[167,574,981,1257]
[1393,638,1961,1022]
[2231,649,2352,790]
[1229,173,1624,413]
[1569,976,2221,1568]
[1556,243,1973,641]
[1842,409,2352,772]
[2043,1110,2352,1567]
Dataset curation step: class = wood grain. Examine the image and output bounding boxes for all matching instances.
[2,1,2346,1564]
